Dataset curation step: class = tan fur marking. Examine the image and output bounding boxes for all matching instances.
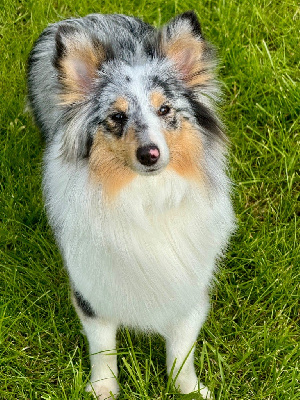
[166,118,203,181]
[113,97,129,112]
[89,128,138,200]
[163,34,210,87]
[59,42,105,104]
[187,72,212,87]
[150,91,167,109]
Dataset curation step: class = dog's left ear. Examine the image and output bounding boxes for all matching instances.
[161,11,211,87]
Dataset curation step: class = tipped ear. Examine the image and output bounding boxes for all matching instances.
[161,11,212,88]
[54,24,110,104]
[165,11,202,38]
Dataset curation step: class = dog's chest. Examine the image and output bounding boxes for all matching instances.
[73,179,216,317]
[78,198,214,331]
[47,162,231,331]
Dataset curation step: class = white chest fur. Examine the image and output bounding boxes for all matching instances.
[43,143,234,335]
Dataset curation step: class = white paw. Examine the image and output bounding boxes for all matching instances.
[86,379,119,399]
[178,380,212,399]
[197,382,212,399]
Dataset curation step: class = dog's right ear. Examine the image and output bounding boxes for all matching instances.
[53,24,111,104]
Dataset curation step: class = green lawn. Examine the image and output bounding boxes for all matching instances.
[0,0,299,399]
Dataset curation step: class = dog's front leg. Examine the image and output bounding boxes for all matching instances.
[73,295,119,399]
[165,308,212,399]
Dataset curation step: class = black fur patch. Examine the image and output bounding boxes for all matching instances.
[83,132,94,158]
[151,76,177,99]
[184,91,224,141]
[53,24,75,70]
[178,11,202,37]
[143,32,164,60]
[102,118,127,138]
[74,291,96,318]
[166,11,202,39]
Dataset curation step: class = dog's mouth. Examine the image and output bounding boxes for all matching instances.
[134,164,166,176]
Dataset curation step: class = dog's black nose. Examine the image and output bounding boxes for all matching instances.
[136,145,160,166]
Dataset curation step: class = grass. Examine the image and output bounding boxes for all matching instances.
[0,0,299,399]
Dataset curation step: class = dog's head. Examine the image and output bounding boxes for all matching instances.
[53,12,224,197]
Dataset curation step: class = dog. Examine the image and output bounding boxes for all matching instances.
[27,11,235,399]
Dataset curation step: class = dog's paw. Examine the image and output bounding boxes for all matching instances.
[179,380,212,400]
[197,382,212,399]
[86,380,119,399]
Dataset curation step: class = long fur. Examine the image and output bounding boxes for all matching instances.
[28,11,235,399]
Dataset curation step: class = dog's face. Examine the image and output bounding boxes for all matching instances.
[53,12,223,197]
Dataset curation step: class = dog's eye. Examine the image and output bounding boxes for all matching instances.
[157,105,170,116]
[110,112,127,124]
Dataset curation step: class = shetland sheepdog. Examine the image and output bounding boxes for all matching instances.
[27,11,235,399]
